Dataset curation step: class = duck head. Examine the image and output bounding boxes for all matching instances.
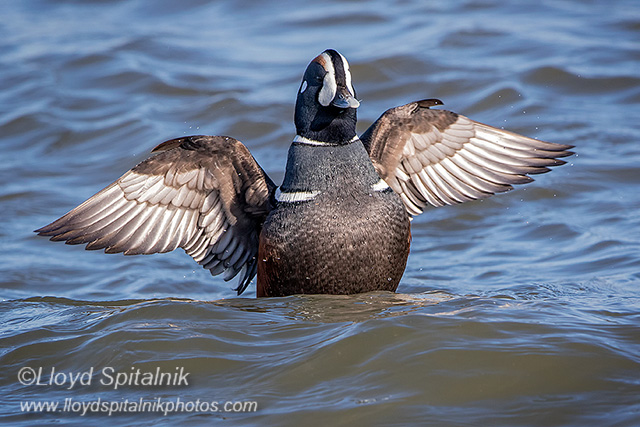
[294,49,360,144]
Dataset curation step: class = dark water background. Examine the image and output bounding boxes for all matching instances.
[1,0,639,425]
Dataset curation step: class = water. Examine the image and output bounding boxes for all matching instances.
[1,0,639,425]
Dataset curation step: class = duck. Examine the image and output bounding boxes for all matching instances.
[36,49,573,297]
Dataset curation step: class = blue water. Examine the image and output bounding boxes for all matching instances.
[1,0,639,425]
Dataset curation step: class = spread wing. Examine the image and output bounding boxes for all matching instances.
[360,99,574,216]
[36,135,276,295]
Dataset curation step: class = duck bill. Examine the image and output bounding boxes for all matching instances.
[331,88,360,109]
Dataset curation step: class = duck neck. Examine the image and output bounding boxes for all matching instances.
[294,105,357,145]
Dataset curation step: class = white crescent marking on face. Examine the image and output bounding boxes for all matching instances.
[300,80,308,94]
[317,52,336,107]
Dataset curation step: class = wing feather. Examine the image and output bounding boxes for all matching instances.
[361,99,573,216]
[36,135,276,295]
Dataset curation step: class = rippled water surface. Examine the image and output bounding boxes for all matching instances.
[1,0,639,425]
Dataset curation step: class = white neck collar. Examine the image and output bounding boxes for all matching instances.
[293,134,359,146]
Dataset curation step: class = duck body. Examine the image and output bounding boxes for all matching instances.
[258,139,410,297]
[36,49,573,297]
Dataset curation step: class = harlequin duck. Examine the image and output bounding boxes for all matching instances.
[36,49,573,297]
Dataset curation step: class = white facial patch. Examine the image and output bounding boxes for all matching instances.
[317,52,337,107]
[275,187,321,203]
[299,80,308,94]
